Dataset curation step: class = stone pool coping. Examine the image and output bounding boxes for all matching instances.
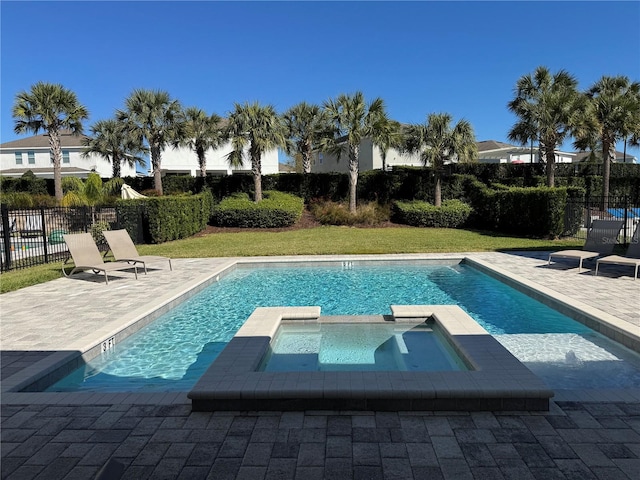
[187,306,554,412]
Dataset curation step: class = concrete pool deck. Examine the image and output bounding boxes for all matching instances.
[2,251,640,479]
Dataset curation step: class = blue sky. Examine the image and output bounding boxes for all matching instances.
[2,1,640,166]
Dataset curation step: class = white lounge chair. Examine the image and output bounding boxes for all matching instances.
[548,219,624,272]
[595,223,640,280]
[63,233,138,284]
[103,229,172,273]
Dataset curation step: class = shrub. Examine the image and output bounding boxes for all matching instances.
[212,191,304,228]
[309,200,389,226]
[115,190,213,243]
[391,199,472,228]
[90,220,111,247]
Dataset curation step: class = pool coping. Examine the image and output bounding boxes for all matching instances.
[187,305,554,411]
[2,253,639,406]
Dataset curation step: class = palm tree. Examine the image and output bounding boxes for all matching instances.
[403,113,477,207]
[82,119,147,178]
[117,89,183,195]
[180,107,225,177]
[12,81,89,203]
[508,66,582,187]
[283,102,331,174]
[61,173,104,207]
[322,91,388,213]
[574,76,640,205]
[370,116,402,172]
[225,102,287,202]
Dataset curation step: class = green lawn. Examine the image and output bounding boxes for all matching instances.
[0,226,582,294]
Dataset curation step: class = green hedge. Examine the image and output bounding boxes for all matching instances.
[115,190,213,244]
[391,199,472,228]
[211,190,304,228]
[461,175,583,237]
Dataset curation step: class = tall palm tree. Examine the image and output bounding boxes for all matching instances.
[225,102,287,202]
[574,76,640,205]
[404,113,477,207]
[12,81,89,203]
[322,91,388,213]
[370,116,402,172]
[508,66,582,187]
[283,102,331,174]
[180,107,224,177]
[82,119,147,178]
[117,89,183,195]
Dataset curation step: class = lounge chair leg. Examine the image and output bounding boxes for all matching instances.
[104,272,109,285]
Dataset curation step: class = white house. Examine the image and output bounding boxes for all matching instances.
[573,150,638,164]
[311,137,422,173]
[0,131,137,178]
[476,140,576,164]
[310,138,583,173]
[159,142,280,176]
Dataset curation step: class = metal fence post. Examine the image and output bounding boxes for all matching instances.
[1,203,12,271]
[40,206,49,263]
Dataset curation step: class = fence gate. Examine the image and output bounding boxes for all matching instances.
[0,204,121,272]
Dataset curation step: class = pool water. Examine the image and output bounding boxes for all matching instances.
[46,263,640,392]
[259,323,468,372]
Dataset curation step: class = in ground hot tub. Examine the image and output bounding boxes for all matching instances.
[259,320,468,372]
[188,305,553,411]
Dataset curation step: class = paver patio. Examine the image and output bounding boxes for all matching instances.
[1,251,639,479]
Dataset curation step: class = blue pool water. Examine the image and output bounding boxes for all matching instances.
[260,323,468,372]
[47,263,640,392]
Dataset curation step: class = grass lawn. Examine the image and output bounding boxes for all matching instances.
[0,226,582,294]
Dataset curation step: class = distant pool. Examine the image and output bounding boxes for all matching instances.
[46,262,640,392]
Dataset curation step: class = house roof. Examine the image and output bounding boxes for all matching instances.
[0,166,94,177]
[0,130,89,149]
[476,140,519,152]
[573,150,637,162]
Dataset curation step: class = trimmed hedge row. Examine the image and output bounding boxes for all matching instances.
[461,175,585,237]
[391,199,472,228]
[211,190,304,228]
[116,190,213,244]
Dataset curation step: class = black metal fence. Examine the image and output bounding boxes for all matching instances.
[0,205,123,272]
[564,196,639,246]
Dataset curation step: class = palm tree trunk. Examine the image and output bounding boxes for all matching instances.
[348,143,359,214]
[434,172,442,207]
[112,155,121,179]
[381,151,387,173]
[302,142,312,174]
[544,144,556,187]
[151,144,163,195]
[602,138,614,211]
[252,147,263,202]
[48,127,64,203]
[198,147,207,178]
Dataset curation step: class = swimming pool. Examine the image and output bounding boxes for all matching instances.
[46,261,640,392]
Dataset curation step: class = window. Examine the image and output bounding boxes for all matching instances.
[15,152,23,165]
[27,151,35,164]
[62,151,70,164]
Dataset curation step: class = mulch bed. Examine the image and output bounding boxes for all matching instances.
[196,209,407,236]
